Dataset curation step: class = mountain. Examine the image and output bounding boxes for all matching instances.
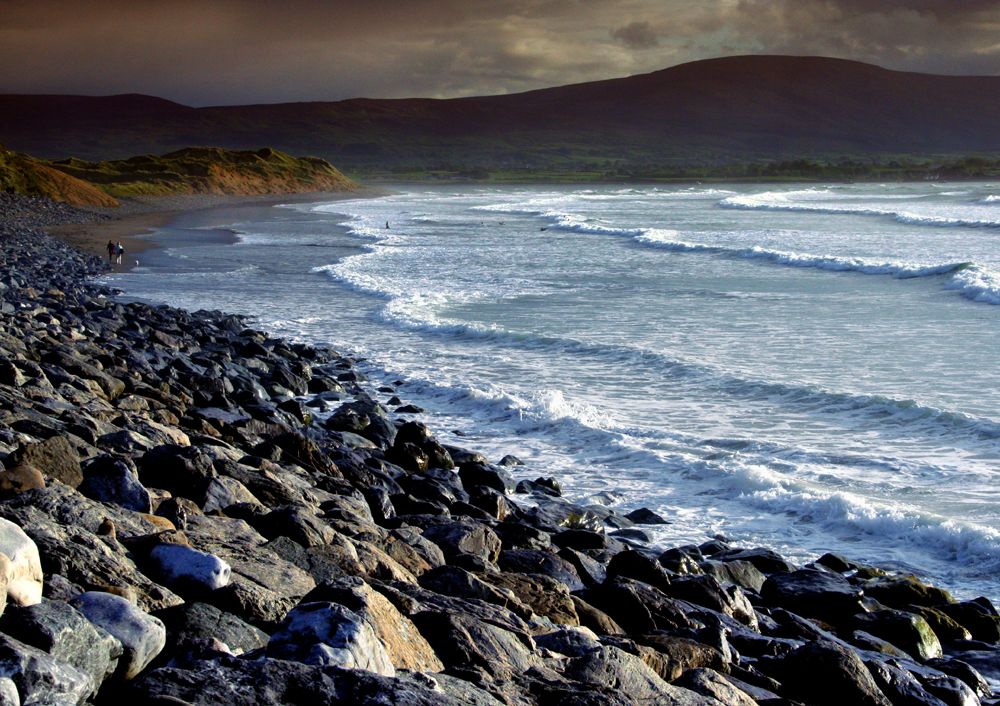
[3,56,1000,171]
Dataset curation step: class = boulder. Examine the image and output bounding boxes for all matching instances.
[297,577,442,672]
[0,632,91,705]
[267,602,395,675]
[200,477,260,514]
[763,640,892,706]
[146,544,232,593]
[625,508,669,524]
[863,575,954,609]
[634,635,729,680]
[497,549,585,592]
[674,668,758,706]
[0,463,45,498]
[481,571,579,625]
[713,547,796,574]
[852,609,943,661]
[157,602,268,658]
[458,463,514,494]
[514,477,562,497]
[70,592,166,680]
[761,568,865,622]
[0,518,42,606]
[699,559,766,593]
[0,599,122,698]
[6,436,82,488]
[422,519,501,563]
[79,455,152,513]
[562,645,725,705]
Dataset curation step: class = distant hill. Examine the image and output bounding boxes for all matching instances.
[2,56,1000,173]
[0,145,119,207]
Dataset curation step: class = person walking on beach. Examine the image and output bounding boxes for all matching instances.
[115,241,124,265]
[106,241,115,263]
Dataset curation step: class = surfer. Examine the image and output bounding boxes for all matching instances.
[385,221,390,229]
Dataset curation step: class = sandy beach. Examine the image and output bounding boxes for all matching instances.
[43,189,382,271]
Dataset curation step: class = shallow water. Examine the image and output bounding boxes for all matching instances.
[110,183,1000,602]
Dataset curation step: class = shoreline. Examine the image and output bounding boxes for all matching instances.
[1,191,997,704]
[44,188,385,273]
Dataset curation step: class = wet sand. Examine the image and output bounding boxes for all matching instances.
[44,189,382,272]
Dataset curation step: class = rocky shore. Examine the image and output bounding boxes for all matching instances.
[0,191,996,705]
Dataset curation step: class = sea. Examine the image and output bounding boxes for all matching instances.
[109,182,1000,603]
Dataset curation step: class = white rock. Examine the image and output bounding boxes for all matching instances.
[70,592,166,680]
[0,519,42,606]
[0,677,17,706]
[267,602,395,676]
[147,544,231,592]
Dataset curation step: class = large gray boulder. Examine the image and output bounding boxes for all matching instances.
[0,599,122,698]
[70,592,166,680]
[0,632,91,706]
[266,601,395,675]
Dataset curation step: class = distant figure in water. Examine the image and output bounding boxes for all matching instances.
[106,241,115,263]
[115,241,124,265]
[385,221,390,229]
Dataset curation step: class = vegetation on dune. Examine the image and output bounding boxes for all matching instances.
[49,146,357,198]
[0,145,120,207]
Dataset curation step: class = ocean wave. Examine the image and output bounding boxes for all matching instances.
[347,353,1000,578]
[980,195,1000,204]
[312,259,1000,444]
[720,190,1000,228]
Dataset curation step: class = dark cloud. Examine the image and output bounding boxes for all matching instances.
[612,21,660,50]
[0,0,997,105]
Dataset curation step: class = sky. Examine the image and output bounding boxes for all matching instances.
[2,0,999,106]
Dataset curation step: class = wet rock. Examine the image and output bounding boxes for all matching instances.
[864,659,949,706]
[762,640,892,706]
[482,571,580,625]
[421,518,501,563]
[925,657,993,699]
[699,559,766,593]
[70,591,166,680]
[666,575,758,629]
[514,477,562,497]
[863,575,955,609]
[938,600,1000,643]
[138,445,216,501]
[200,476,260,514]
[762,567,865,622]
[418,566,531,619]
[497,549,585,592]
[853,609,943,661]
[458,462,514,494]
[561,645,724,705]
[584,577,694,634]
[712,547,796,574]
[624,507,669,524]
[606,549,673,591]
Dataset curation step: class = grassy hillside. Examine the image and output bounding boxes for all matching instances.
[50,147,357,197]
[0,145,120,207]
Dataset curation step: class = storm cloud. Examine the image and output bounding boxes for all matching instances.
[0,0,997,105]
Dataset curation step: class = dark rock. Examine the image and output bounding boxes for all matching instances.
[852,609,943,661]
[606,549,673,591]
[584,577,694,635]
[937,600,1000,643]
[674,668,757,706]
[553,528,607,552]
[558,547,607,587]
[761,568,865,622]
[925,657,993,699]
[762,640,892,706]
[79,454,152,513]
[0,599,122,697]
[0,632,91,704]
[459,462,514,494]
[658,546,704,575]
[252,506,337,547]
[497,455,524,467]
[624,507,669,524]
[816,552,857,573]
[138,445,217,500]
[421,518,501,563]
[713,547,796,574]
[515,477,562,496]
[157,602,268,659]
[864,576,955,609]
[498,549,585,592]
[699,559,766,593]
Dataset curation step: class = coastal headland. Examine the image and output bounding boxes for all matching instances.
[0,191,995,705]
